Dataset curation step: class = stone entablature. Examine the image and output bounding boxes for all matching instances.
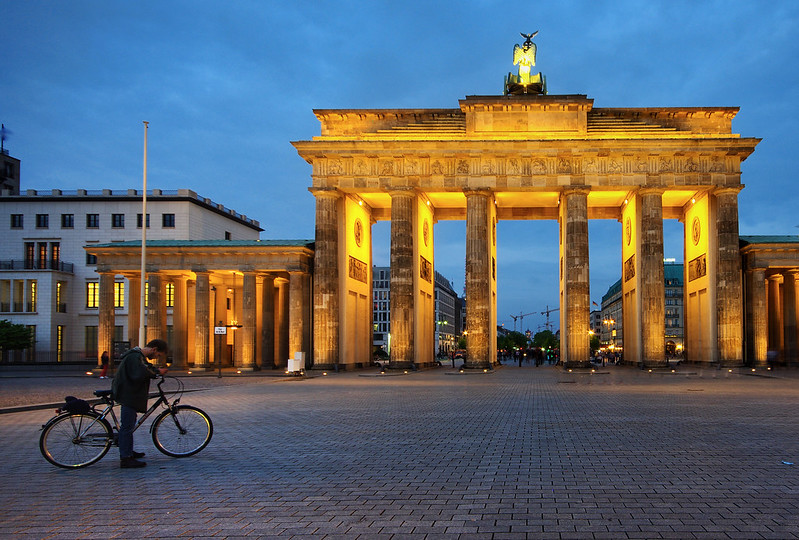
[88,240,313,275]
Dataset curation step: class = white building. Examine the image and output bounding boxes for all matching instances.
[0,185,261,363]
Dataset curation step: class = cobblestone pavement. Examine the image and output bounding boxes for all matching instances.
[1,365,798,539]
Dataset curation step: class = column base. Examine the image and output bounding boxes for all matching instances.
[311,363,343,372]
[563,360,592,369]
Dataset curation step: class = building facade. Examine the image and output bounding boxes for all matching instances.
[0,186,261,362]
[600,261,685,362]
[372,265,461,357]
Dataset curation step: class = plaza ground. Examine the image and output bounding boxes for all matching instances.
[1,364,797,539]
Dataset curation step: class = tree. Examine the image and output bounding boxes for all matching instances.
[590,334,601,355]
[531,330,558,350]
[0,319,33,351]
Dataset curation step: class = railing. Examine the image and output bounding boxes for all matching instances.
[0,349,95,364]
[0,260,74,273]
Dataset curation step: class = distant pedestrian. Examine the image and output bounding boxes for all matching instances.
[99,351,110,379]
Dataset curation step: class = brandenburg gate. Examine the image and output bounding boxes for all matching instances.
[293,36,759,370]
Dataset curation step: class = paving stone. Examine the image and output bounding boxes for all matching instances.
[2,365,798,538]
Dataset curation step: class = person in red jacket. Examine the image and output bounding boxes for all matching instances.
[111,339,168,468]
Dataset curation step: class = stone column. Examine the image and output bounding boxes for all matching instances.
[312,189,340,369]
[465,190,492,369]
[781,270,798,367]
[275,278,289,368]
[127,276,140,348]
[98,271,115,366]
[288,271,307,361]
[715,188,744,366]
[171,277,188,368]
[389,189,415,368]
[261,274,276,369]
[561,189,591,368]
[747,268,768,367]
[146,272,166,344]
[302,271,312,366]
[767,274,782,360]
[240,271,257,371]
[193,271,210,369]
[639,189,666,368]
[785,270,799,367]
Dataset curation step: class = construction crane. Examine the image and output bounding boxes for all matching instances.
[509,311,536,333]
[540,305,560,332]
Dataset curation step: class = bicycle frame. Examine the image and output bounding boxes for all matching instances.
[70,377,178,442]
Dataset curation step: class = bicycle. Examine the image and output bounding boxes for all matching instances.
[39,375,213,469]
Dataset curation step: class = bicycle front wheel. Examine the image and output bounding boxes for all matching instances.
[39,412,113,469]
[152,405,213,457]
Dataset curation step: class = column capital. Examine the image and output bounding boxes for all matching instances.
[767,273,784,284]
[309,187,341,199]
[388,187,417,198]
[637,187,665,196]
[560,187,591,199]
[713,186,743,197]
[463,188,494,199]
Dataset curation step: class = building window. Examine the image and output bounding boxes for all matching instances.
[10,214,23,228]
[25,325,36,362]
[86,282,99,309]
[112,214,125,228]
[28,280,37,312]
[165,283,174,307]
[85,326,98,360]
[35,214,49,228]
[114,282,125,309]
[86,252,97,265]
[86,214,99,228]
[61,214,74,228]
[56,282,67,313]
[162,213,175,228]
[56,325,64,362]
[24,242,34,268]
[50,243,60,267]
[225,231,231,240]
[38,243,47,269]
[137,214,150,228]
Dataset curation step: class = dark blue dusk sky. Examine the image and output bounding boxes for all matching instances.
[2,1,797,332]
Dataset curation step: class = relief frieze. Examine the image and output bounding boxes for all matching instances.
[688,254,707,282]
[420,255,432,283]
[624,254,636,282]
[348,256,368,284]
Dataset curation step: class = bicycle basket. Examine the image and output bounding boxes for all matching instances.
[60,396,91,414]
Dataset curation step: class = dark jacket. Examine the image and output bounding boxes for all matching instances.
[111,348,158,413]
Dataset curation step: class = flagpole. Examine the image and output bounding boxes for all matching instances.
[139,121,149,348]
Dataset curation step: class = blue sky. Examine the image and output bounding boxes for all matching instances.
[2,1,797,333]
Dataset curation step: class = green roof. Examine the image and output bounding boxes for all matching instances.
[740,235,799,246]
[91,239,314,248]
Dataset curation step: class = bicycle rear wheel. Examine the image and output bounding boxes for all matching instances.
[39,412,113,468]
[151,405,213,457]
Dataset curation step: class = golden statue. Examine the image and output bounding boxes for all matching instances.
[513,32,538,83]
[505,31,547,95]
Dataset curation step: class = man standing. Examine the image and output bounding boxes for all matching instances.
[111,339,168,468]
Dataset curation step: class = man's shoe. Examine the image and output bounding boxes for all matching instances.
[120,457,147,468]
[131,451,145,459]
